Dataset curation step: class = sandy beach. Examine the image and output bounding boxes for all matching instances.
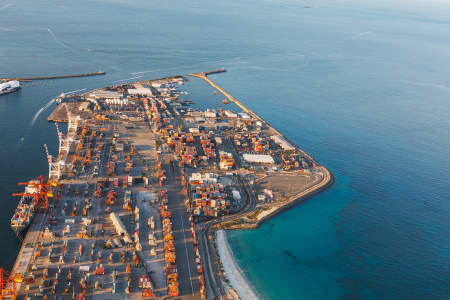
[216,230,259,300]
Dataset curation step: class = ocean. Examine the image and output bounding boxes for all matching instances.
[1,0,450,298]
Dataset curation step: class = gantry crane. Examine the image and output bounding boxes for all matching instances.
[12,175,60,212]
[0,268,16,299]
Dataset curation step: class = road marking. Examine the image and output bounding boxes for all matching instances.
[178,210,195,298]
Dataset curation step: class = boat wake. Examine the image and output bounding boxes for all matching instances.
[30,99,55,127]
[47,28,74,53]
[0,2,12,10]
[402,80,450,91]
[248,66,296,72]
[351,30,373,39]
[15,137,25,149]
[112,75,143,83]
[64,88,87,95]
[131,67,183,75]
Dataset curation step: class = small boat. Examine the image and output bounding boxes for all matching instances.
[183,99,193,103]
[55,93,66,103]
[212,91,217,95]
[221,99,229,104]
[0,80,20,95]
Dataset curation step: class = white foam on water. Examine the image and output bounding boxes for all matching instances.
[15,137,25,149]
[402,80,450,91]
[112,75,143,83]
[30,99,55,127]
[351,30,373,39]
[64,88,87,95]
[0,2,12,10]
[47,28,74,53]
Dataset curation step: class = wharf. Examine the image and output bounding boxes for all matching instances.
[11,214,48,291]
[204,68,226,76]
[47,103,72,122]
[188,71,257,120]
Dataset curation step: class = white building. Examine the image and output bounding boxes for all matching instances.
[189,173,218,184]
[224,111,238,118]
[205,111,217,118]
[242,154,275,164]
[89,90,123,100]
[127,88,154,96]
[271,135,295,151]
[239,112,251,119]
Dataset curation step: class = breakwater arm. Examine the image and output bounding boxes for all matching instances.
[1,71,106,82]
[188,70,315,162]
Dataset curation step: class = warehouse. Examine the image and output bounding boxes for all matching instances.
[271,135,295,151]
[128,87,154,96]
[242,154,275,164]
[89,90,123,100]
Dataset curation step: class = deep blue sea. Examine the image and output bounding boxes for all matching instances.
[1,0,450,299]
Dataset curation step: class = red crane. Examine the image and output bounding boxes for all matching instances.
[0,268,16,299]
[11,175,60,212]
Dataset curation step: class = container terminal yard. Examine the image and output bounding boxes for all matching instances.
[2,70,332,300]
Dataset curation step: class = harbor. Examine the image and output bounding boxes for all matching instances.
[2,1,450,299]
[4,70,331,299]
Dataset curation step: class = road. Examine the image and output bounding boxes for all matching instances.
[161,154,201,299]
[195,173,257,299]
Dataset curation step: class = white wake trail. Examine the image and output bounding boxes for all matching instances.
[112,75,143,83]
[403,80,450,91]
[64,88,87,95]
[351,31,372,39]
[131,67,179,75]
[0,2,12,10]
[47,28,74,53]
[31,99,55,127]
[16,137,25,149]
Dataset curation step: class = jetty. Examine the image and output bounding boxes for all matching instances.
[47,102,78,122]
[0,71,105,82]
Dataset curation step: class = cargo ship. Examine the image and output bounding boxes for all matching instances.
[0,80,20,95]
[10,181,38,236]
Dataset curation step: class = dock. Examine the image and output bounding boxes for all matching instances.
[1,71,105,82]
[204,68,226,76]
[47,103,71,122]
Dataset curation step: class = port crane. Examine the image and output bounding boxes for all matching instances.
[0,268,16,299]
[11,175,59,212]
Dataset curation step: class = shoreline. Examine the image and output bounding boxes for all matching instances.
[9,71,333,299]
[216,229,258,300]
[192,72,334,299]
[217,170,334,299]
[252,167,334,229]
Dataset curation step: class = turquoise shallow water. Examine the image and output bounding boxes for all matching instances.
[1,0,450,299]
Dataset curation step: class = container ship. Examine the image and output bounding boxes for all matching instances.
[0,80,20,95]
[10,181,38,236]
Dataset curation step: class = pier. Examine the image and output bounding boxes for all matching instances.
[0,71,106,82]
[188,70,256,118]
[189,69,316,162]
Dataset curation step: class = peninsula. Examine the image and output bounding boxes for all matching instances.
[3,70,332,300]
